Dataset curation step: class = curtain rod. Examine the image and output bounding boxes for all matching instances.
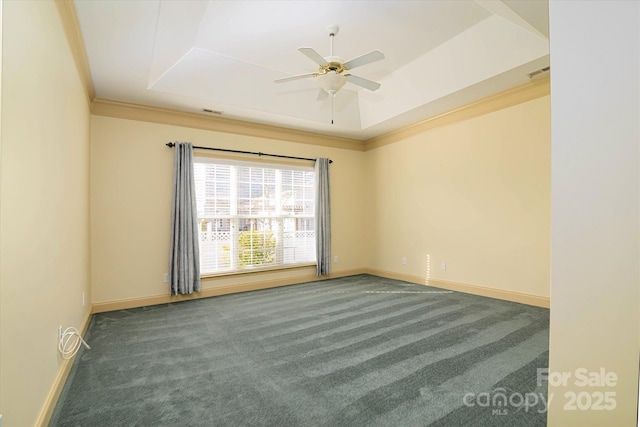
[166,142,332,164]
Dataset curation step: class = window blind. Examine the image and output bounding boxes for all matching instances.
[194,157,316,275]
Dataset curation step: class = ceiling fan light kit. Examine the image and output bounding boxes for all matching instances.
[275,24,385,124]
[317,73,347,96]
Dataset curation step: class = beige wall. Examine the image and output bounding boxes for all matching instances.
[364,96,551,299]
[90,115,367,305]
[547,1,639,425]
[90,94,551,307]
[0,1,92,426]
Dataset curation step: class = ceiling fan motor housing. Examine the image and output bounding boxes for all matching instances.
[320,57,346,74]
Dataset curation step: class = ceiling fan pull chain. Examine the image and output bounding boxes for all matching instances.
[331,94,334,125]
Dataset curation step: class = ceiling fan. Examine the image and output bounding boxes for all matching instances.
[275,25,384,123]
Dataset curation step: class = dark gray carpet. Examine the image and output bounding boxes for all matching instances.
[50,274,549,426]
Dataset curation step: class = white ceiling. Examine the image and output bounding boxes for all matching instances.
[74,0,549,140]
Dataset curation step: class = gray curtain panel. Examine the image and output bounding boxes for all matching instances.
[169,142,201,295]
[315,158,331,276]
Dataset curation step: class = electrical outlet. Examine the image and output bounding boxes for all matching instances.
[333,255,339,263]
[82,292,85,307]
[58,326,63,341]
[402,257,407,265]
[441,261,447,270]
[163,273,169,283]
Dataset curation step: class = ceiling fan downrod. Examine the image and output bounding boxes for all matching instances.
[326,25,338,57]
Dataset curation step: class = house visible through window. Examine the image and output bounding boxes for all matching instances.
[194,156,316,275]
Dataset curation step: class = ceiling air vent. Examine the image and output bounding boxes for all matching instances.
[528,66,550,79]
[202,109,223,115]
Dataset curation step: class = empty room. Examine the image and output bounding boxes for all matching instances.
[0,1,638,426]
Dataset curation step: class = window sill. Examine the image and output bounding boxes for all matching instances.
[201,263,316,279]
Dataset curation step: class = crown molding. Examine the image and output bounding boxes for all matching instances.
[364,76,550,150]
[91,76,548,151]
[91,98,366,151]
[55,0,95,104]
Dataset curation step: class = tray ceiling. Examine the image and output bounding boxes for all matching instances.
[74,0,549,140]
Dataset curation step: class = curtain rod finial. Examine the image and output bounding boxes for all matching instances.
[166,142,175,148]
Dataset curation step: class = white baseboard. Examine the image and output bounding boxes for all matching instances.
[363,268,550,308]
[35,308,93,427]
[92,267,549,314]
[91,268,366,313]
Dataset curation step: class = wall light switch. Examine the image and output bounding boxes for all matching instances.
[402,257,407,265]
[163,273,169,283]
[441,261,447,270]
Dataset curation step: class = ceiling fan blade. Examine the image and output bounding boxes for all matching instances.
[274,73,317,84]
[298,47,328,66]
[343,50,385,70]
[345,74,381,91]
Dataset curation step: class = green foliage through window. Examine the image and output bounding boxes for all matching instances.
[238,230,276,267]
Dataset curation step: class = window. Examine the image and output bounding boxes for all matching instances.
[194,157,316,275]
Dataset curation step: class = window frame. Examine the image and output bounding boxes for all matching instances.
[194,155,317,277]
